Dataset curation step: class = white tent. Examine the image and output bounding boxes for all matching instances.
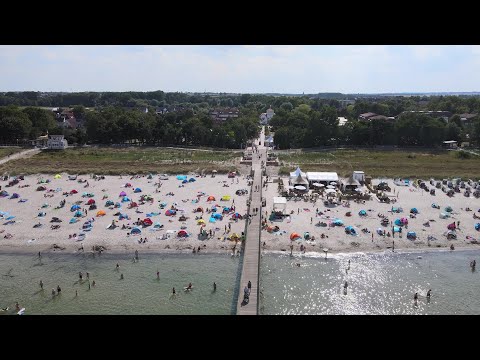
[290,166,306,178]
[273,197,287,214]
[306,172,339,185]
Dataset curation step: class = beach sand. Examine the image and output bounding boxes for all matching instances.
[261,177,480,254]
[2,173,480,256]
[0,174,249,255]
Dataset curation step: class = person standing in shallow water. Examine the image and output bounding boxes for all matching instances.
[414,292,418,306]
[39,280,43,290]
[213,282,217,291]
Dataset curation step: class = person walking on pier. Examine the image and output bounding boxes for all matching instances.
[247,280,252,294]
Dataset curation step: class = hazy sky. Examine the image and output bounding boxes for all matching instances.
[1,45,479,93]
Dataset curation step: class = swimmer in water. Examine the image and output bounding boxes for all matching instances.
[120,274,124,280]
[39,280,43,289]
[426,289,431,302]
[172,287,176,295]
[187,282,192,290]
[156,270,160,279]
[213,282,217,291]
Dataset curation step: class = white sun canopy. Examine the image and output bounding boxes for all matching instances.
[306,172,339,183]
[273,197,287,213]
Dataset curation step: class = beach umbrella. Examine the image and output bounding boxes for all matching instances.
[312,183,324,188]
[125,183,132,188]
[74,210,83,217]
[401,217,409,224]
[197,219,205,225]
[475,223,480,231]
[393,226,401,233]
[231,233,240,240]
[177,230,188,237]
[70,204,81,211]
[290,232,301,241]
[105,200,114,206]
[345,226,357,235]
[134,188,142,193]
[96,210,106,217]
[213,213,223,220]
[294,185,307,191]
[182,179,188,184]
[207,196,216,202]
[358,210,367,216]
[410,208,419,214]
[304,232,310,239]
[444,206,453,213]
[212,170,217,173]
[407,231,416,239]
[325,188,336,194]
[70,189,78,194]
[326,185,335,189]
[131,227,141,234]
[394,219,402,226]
[160,202,168,207]
[154,222,162,228]
[333,219,344,226]
[176,175,187,181]
[231,212,242,219]
[376,228,384,235]
[143,218,153,226]
[209,217,216,223]
[0,190,9,197]
[37,212,46,217]
[329,182,337,186]
[54,174,62,179]
[221,195,231,201]
[87,199,95,205]
[10,193,20,199]
[189,178,196,182]
[122,196,130,202]
[69,218,78,224]
[447,222,456,230]
[355,188,363,192]
[165,209,176,216]
[119,191,127,197]
[195,207,203,212]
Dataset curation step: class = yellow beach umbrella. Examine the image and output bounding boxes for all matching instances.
[54,174,62,179]
[197,219,205,225]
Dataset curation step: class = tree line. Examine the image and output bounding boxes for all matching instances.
[270,104,480,149]
[0,105,259,148]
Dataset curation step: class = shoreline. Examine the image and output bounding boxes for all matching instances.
[1,243,479,257]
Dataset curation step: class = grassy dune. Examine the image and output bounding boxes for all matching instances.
[0,147,24,159]
[278,150,480,179]
[0,147,240,175]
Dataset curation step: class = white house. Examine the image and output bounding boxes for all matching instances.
[47,135,68,150]
[266,106,275,120]
[259,106,275,125]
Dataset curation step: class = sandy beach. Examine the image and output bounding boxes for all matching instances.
[0,173,250,255]
[2,172,480,256]
[261,176,480,254]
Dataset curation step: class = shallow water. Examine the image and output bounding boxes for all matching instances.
[259,249,480,315]
[0,252,240,315]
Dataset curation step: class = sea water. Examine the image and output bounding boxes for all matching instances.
[0,252,240,315]
[259,249,480,315]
